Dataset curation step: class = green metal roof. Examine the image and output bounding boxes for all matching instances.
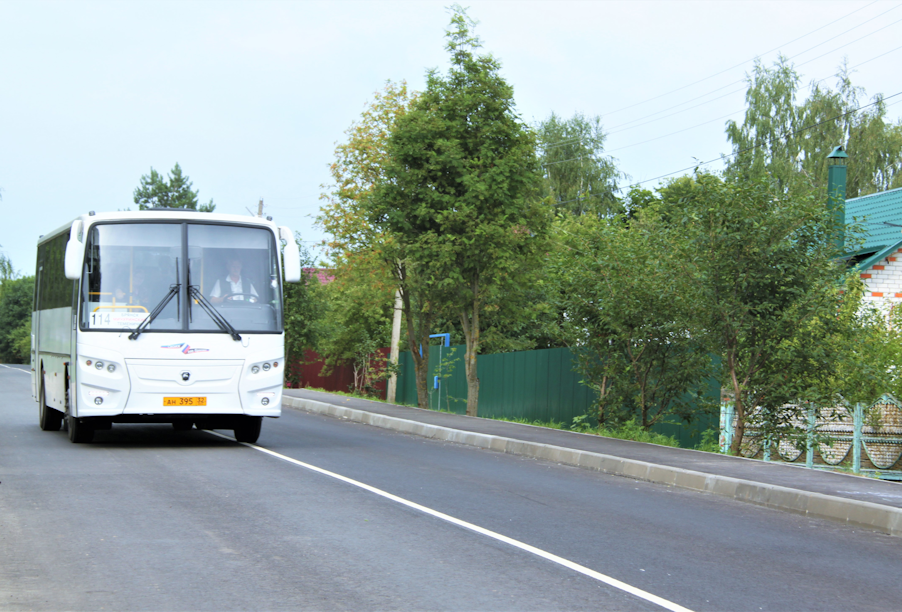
[845,186,902,254]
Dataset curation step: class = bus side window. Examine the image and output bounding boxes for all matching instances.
[38,233,70,311]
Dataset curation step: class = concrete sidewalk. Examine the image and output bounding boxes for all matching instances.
[282,388,902,536]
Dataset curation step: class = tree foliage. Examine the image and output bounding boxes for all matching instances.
[726,57,902,198]
[536,112,624,216]
[282,235,325,384]
[662,172,852,455]
[554,210,714,429]
[0,255,16,286]
[319,81,418,255]
[0,275,34,363]
[315,249,397,396]
[811,279,902,410]
[134,163,216,211]
[316,80,436,406]
[370,6,551,416]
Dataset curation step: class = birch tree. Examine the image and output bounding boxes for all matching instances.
[317,81,438,408]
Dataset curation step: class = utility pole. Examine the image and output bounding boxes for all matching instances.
[386,288,403,404]
[257,198,264,218]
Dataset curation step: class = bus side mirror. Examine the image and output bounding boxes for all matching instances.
[64,220,85,280]
[279,226,301,283]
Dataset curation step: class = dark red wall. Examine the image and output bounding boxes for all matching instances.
[287,349,389,398]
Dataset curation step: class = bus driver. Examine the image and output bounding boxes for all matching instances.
[210,257,258,304]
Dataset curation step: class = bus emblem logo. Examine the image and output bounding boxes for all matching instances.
[161,343,210,355]
[181,371,191,381]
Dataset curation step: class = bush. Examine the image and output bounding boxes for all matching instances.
[571,415,680,447]
[0,276,34,363]
[7,319,30,363]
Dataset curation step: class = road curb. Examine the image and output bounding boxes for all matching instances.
[283,396,902,537]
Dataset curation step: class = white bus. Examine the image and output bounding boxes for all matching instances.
[31,209,301,444]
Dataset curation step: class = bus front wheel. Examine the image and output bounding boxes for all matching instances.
[38,383,63,432]
[67,415,95,444]
[234,416,262,444]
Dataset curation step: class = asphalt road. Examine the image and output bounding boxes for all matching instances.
[2,364,902,611]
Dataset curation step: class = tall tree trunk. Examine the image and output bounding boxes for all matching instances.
[728,354,746,456]
[459,282,480,417]
[597,376,610,426]
[400,285,431,409]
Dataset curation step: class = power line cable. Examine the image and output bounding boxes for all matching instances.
[606,86,746,136]
[541,22,902,154]
[541,43,902,164]
[545,91,901,183]
[773,3,901,65]
[795,14,902,69]
[599,0,887,118]
[624,90,902,189]
[603,7,902,133]
[847,41,902,69]
[607,46,902,150]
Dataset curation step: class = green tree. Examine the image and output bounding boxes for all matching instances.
[536,112,624,216]
[133,163,216,211]
[0,243,19,289]
[725,56,802,194]
[8,318,31,364]
[726,57,902,199]
[0,276,34,363]
[282,235,325,384]
[554,209,714,429]
[370,7,551,416]
[665,172,851,455]
[805,278,902,424]
[315,249,397,396]
[316,80,439,408]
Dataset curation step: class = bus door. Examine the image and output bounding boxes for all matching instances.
[32,264,42,401]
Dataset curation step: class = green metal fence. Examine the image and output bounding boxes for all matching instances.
[395,345,718,448]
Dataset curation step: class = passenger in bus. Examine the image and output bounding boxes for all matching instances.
[112,274,129,304]
[209,258,258,304]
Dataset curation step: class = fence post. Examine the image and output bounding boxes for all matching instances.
[720,401,734,453]
[806,405,816,469]
[853,402,863,475]
[763,427,771,462]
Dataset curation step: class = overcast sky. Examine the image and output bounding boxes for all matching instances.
[2,0,901,276]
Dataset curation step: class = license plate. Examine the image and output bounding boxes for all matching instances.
[163,397,207,407]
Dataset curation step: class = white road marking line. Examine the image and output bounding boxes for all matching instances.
[0,364,30,374]
[208,430,694,612]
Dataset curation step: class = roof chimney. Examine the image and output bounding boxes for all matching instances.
[827,145,848,253]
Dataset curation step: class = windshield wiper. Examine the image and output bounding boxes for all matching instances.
[188,285,242,341]
[129,284,180,341]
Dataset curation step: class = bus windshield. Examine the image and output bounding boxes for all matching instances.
[80,222,283,334]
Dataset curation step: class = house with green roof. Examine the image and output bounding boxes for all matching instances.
[846,187,902,299]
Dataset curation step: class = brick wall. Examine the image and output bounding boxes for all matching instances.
[861,249,902,301]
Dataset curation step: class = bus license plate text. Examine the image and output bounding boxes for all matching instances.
[163,397,207,407]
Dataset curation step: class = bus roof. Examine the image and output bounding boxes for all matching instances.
[38,209,282,246]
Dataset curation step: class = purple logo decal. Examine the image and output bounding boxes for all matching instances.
[161,343,210,355]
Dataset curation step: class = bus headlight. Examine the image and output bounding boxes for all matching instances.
[261,397,270,406]
[251,365,260,374]
[95,361,104,370]
[262,363,271,372]
[107,363,116,373]
[94,397,103,405]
